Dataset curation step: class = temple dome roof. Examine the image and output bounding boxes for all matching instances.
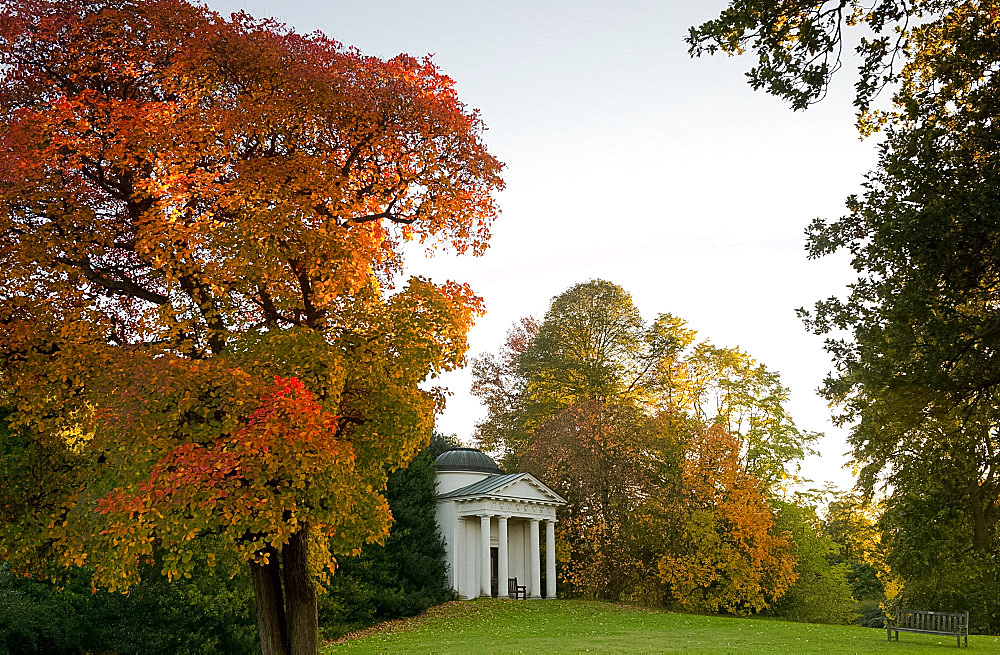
[433,447,503,474]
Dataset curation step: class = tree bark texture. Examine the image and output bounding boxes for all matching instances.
[284,523,320,655]
[251,550,290,655]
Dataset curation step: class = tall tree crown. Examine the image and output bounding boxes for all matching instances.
[0,2,503,651]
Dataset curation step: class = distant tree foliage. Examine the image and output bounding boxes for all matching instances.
[524,400,681,603]
[473,280,813,612]
[823,493,881,570]
[767,498,859,625]
[819,492,887,626]
[474,280,816,485]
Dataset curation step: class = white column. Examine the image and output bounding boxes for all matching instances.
[480,514,492,598]
[498,516,509,598]
[545,519,557,599]
[529,518,542,598]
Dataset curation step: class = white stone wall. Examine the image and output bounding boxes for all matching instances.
[435,470,490,495]
[434,499,457,590]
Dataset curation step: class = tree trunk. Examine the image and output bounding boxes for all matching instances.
[251,550,289,655]
[284,523,319,655]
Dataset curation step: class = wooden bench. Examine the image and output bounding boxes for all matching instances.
[886,609,969,647]
[508,577,526,600]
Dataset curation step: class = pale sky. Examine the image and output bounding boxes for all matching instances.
[206,0,881,492]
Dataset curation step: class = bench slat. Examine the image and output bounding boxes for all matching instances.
[896,627,956,635]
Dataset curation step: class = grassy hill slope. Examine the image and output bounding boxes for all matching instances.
[325,599,999,654]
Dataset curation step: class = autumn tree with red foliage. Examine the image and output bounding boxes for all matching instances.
[0,1,502,653]
[524,400,681,603]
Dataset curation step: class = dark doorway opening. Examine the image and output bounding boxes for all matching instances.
[490,546,499,597]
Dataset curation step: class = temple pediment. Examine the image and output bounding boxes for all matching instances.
[437,472,566,505]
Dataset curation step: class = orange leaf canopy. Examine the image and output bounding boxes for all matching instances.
[0,0,500,588]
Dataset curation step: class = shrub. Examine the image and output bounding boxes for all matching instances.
[319,434,457,638]
[768,500,859,625]
[0,563,256,654]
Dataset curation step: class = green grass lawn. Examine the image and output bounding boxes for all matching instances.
[324,599,998,654]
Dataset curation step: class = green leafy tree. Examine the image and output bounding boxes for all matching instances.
[802,11,1000,628]
[684,344,818,488]
[474,280,815,487]
[692,1,1000,631]
[768,498,859,625]
[0,560,257,655]
[687,1,994,127]
[474,280,814,608]
[519,280,663,408]
[475,280,689,468]
[880,451,1000,632]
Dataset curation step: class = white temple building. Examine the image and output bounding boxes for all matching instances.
[434,448,566,599]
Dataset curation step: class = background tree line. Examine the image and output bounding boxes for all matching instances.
[472,279,874,622]
[690,0,1000,633]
